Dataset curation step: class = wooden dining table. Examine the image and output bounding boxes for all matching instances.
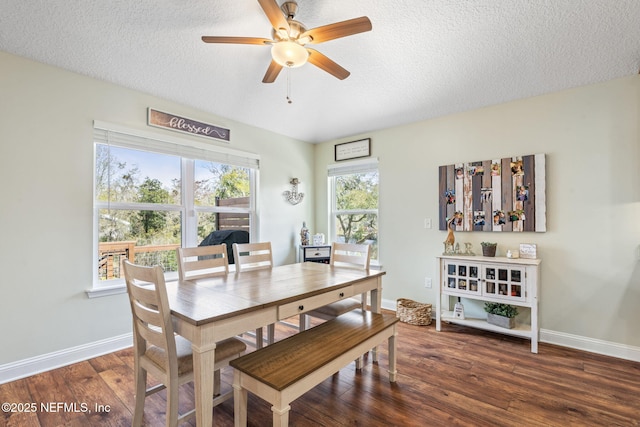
[165,261,385,426]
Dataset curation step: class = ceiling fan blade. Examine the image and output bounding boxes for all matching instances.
[306,48,350,80]
[301,17,372,44]
[257,0,290,33]
[262,60,283,83]
[201,36,272,45]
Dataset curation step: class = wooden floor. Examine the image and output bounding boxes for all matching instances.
[2,314,639,426]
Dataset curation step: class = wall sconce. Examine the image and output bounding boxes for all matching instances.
[283,178,304,205]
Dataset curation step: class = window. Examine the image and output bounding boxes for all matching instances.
[91,121,258,295]
[328,159,379,263]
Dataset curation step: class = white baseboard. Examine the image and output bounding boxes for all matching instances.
[0,333,132,385]
[540,329,640,362]
[381,297,397,311]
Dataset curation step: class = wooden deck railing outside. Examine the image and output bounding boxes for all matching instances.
[98,241,180,280]
[98,197,250,279]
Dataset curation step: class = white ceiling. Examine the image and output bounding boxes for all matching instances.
[1,0,639,143]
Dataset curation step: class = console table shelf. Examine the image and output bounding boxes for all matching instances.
[436,255,541,353]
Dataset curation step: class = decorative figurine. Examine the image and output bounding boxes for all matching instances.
[300,222,310,246]
[444,216,455,247]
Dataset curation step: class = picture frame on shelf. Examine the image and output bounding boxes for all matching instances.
[519,243,537,259]
[453,302,465,319]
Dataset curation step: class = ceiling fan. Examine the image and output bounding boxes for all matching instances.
[201,0,372,83]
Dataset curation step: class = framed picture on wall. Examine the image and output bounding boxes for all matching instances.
[335,138,371,161]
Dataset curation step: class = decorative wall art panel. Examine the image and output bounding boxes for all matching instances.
[148,108,230,142]
[438,154,546,232]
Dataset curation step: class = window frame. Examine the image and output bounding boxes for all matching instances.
[328,158,379,266]
[88,121,259,297]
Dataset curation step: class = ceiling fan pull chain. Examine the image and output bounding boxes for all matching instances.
[286,67,293,104]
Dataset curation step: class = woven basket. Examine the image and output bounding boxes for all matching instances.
[396,298,432,326]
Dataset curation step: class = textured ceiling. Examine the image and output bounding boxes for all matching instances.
[1,0,639,143]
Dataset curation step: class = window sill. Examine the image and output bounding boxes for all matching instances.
[86,272,179,298]
[86,284,127,298]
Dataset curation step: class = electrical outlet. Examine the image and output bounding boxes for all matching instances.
[424,218,432,229]
[424,277,432,288]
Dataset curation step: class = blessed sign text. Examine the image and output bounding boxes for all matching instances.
[148,109,230,142]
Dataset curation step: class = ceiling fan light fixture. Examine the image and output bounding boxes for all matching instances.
[297,35,313,45]
[274,27,289,40]
[201,1,372,83]
[271,41,308,68]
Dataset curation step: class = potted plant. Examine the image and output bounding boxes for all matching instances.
[484,302,518,329]
[481,242,497,257]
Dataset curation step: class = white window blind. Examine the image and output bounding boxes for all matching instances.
[93,120,259,169]
[327,158,378,176]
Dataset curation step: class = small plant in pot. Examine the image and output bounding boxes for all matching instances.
[481,242,497,257]
[484,302,518,329]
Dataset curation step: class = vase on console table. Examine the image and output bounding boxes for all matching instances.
[300,222,310,246]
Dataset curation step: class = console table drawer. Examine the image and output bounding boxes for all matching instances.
[304,247,331,260]
[279,286,354,319]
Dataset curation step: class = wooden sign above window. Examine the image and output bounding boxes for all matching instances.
[438,154,546,232]
[335,138,371,161]
[148,108,230,142]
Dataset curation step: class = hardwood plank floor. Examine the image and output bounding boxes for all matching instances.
[1,314,639,426]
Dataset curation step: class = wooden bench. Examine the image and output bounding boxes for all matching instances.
[230,309,399,426]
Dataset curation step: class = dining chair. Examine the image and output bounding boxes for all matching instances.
[299,242,372,331]
[232,241,273,273]
[176,244,229,282]
[232,242,275,347]
[122,260,246,427]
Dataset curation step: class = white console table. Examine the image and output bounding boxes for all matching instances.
[436,255,541,353]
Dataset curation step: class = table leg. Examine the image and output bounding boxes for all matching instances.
[233,371,248,427]
[192,342,216,427]
[370,279,382,313]
[267,323,276,345]
[388,325,398,382]
[272,404,291,427]
[370,277,383,362]
[256,327,264,349]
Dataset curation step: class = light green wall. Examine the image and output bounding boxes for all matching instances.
[2,48,639,366]
[0,51,314,365]
[315,75,640,347]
